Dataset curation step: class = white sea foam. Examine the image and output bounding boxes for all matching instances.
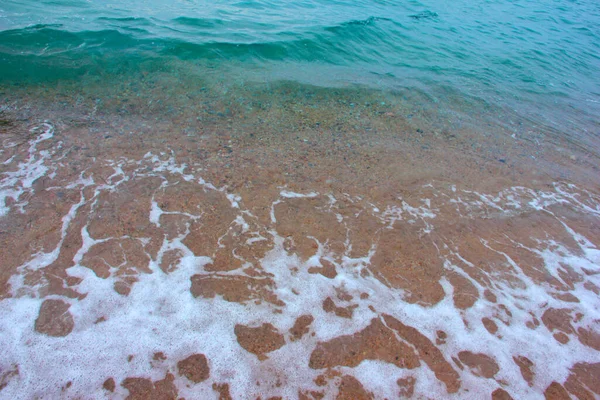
[0,123,55,216]
[279,190,319,199]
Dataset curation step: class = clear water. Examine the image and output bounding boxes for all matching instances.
[2,2,600,399]
[1,0,599,141]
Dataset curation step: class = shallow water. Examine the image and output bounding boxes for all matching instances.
[1,0,600,399]
[1,0,600,135]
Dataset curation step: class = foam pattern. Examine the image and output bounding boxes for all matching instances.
[0,123,599,399]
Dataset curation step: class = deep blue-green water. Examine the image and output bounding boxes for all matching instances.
[1,0,599,141]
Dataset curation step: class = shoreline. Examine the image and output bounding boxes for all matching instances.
[0,91,599,398]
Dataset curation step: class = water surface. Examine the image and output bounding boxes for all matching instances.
[1,1,600,399]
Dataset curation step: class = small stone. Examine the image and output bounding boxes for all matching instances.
[544,382,570,399]
[34,299,74,337]
[234,323,285,360]
[213,383,233,400]
[177,354,210,383]
[397,376,416,397]
[122,373,178,399]
[337,375,373,399]
[553,332,570,344]
[289,315,314,341]
[457,351,499,379]
[103,378,115,392]
[492,388,514,400]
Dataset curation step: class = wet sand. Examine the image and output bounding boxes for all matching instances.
[0,83,599,399]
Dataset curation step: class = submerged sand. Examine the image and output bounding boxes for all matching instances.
[0,85,599,399]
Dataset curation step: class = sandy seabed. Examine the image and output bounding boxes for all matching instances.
[0,88,599,399]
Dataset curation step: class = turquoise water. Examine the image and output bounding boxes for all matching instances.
[1,0,599,143]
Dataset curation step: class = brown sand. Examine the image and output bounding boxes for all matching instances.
[0,88,599,399]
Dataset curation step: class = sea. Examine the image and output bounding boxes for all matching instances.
[0,0,599,398]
